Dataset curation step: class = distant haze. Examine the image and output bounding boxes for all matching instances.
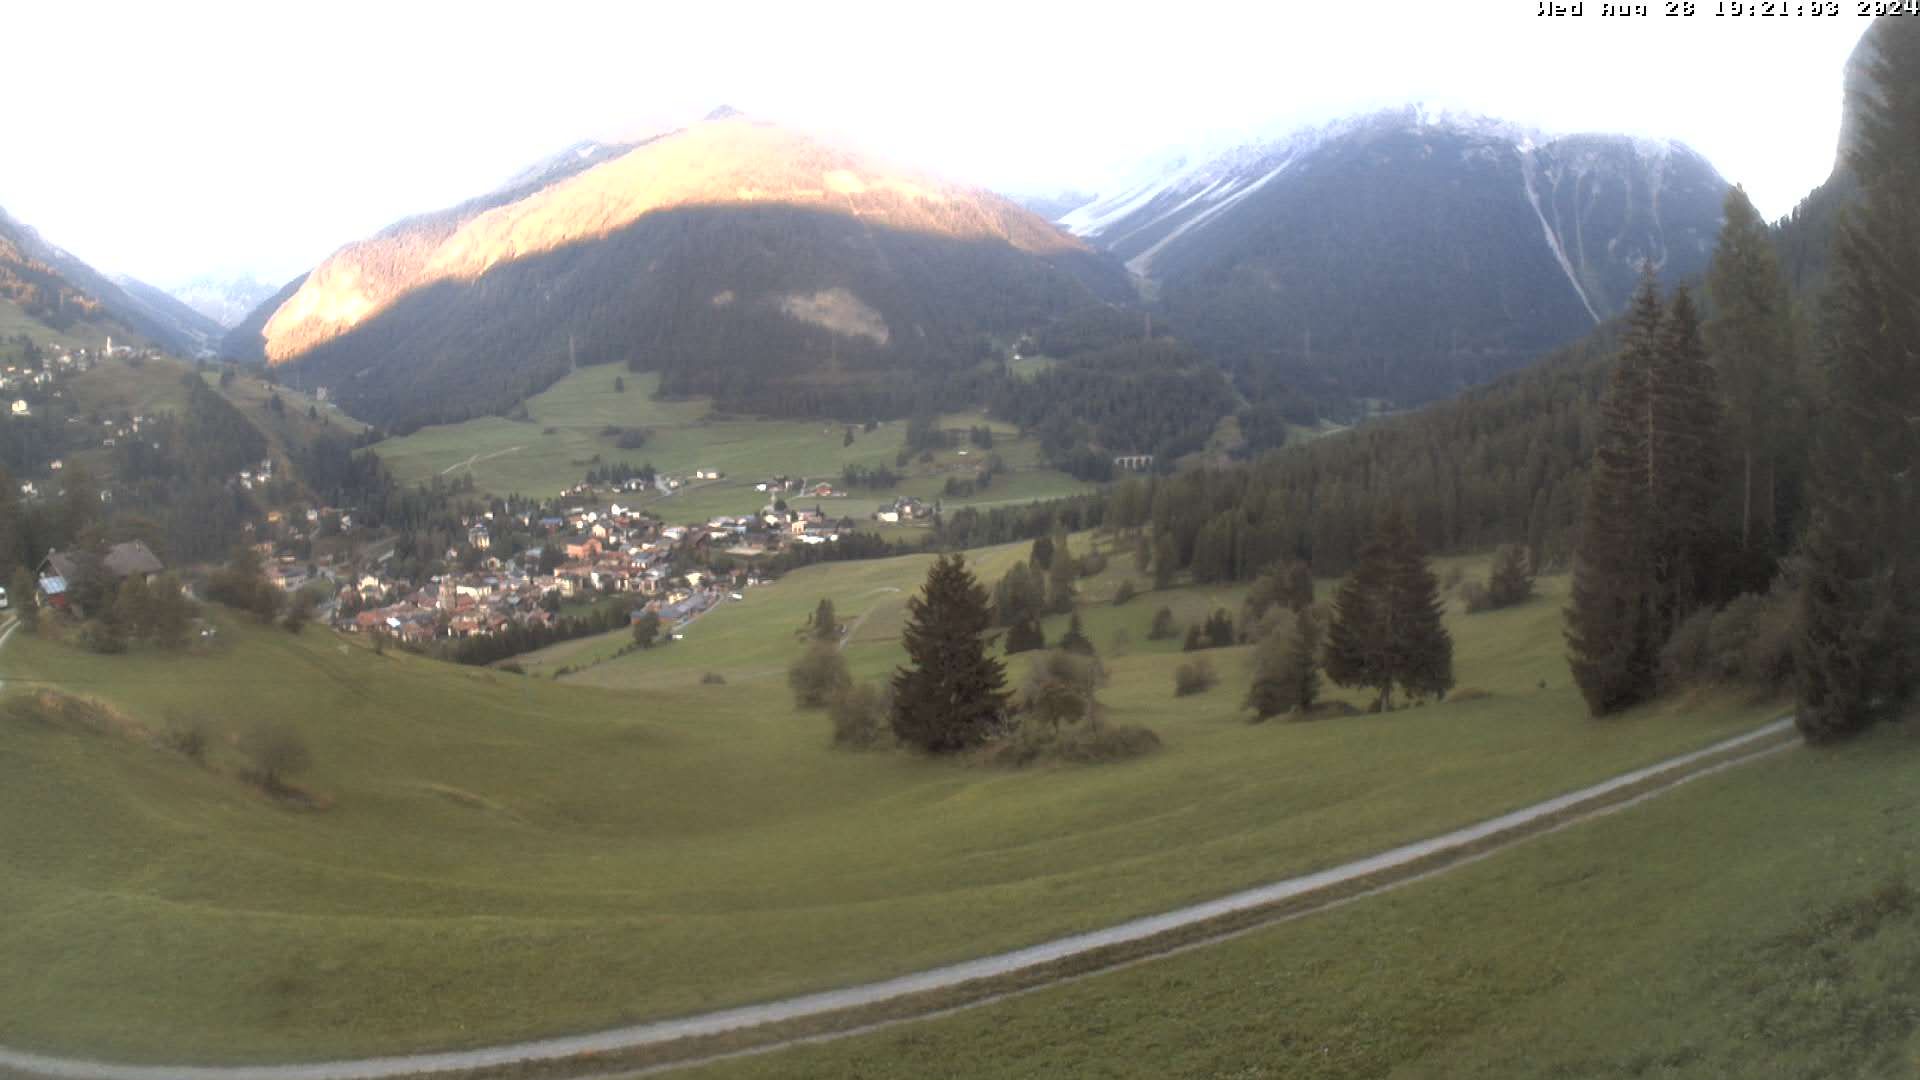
[4,0,1872,285]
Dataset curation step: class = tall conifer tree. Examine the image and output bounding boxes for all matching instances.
[1325,530,1395,711]
[1648,286,1729,630]
[1385,511,1454,702]
[1705,186,1796,555]
[1794,18,1920,740]
[1568,274,1663,716]
[1325,509,1452,710]
[891,554,1009,752]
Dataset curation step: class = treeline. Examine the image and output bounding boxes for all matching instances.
[986,340,1238,479]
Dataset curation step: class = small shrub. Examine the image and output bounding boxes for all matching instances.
[988,720,1161,767]
[497,661,526,675]
[1147,606,1177,640]
[1743,587,1798,688]
[1050,723,1160,763]
[788,643,851,708]
[1660,607,1716,687]
[241,724,312,794]
[1077,552,1108,578]
[78,620,127,655]
[1113,580,1138,606]
[829,683,888,749]
[1174,658,1218,697]
[1020,650,1106,727]
[1459,579,1491,613]
[1204,609,1235,648]
[161,715,211,763]
[1707,594,1767,681]
[701,671,727,685]
[1486,544,1537,608]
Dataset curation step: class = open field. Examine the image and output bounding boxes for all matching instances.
[63,354,198,417]
[366,368,1095,518]
[0,542,1786,1064]
[688,718,1920,1080]
[208,366,369,444]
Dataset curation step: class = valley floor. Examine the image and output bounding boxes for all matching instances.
[0,539,1796,1067]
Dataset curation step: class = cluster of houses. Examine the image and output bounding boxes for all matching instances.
[327,494,851,646]
[873,496,932,525]
[752,474,838,499]
[4,345,93,417]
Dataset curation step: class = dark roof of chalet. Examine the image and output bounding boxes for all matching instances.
[104,541,163,579]
[42,540,163,582]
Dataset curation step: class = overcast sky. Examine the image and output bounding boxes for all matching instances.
[3,0,1873,286]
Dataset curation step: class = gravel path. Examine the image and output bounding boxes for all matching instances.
[0,717,1797,1080]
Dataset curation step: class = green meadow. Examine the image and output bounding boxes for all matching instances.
[689,720,1920,1080]
[0,538,1788,1064]
[367,367,1094,518]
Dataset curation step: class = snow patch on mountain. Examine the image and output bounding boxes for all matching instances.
[1123,158,1295,277]
[1520,153,1602,324]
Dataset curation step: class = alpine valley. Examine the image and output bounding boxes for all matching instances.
[3,18,1918,1079]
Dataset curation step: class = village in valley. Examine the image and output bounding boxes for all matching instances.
[325,474,932,651]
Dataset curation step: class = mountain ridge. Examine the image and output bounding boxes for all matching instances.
[232,116,1129,429]
[1055,106,1729,409]
[0,205,221,354]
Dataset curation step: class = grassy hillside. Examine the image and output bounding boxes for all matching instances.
[688,722,1918,1080]
[55,355,361,484]
[369,367,1094,515]
[0,298,110,355]
[0,537,1786,1064]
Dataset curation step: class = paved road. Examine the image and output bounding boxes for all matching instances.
[0,717,1797,1080]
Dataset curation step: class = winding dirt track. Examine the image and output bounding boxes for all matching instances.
[0,717,1797,1080]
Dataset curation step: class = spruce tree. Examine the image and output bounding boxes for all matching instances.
[1794,18,1920,739]
[1648,285,1729,630]
[1486,544,1535,608]
[1005,616,1045,655]
[993,562,1041,627]
[1152,534,1177,590]
[1384,512,1453,702]
[1705,185,1795,555]
[890,554,1009,753]
[1058,613,1094,656]
[810,597,839,641]
[1567,274,1662,716]
[1029,534,1055,572]
[1325,527,1396,711]
[1046,545,1077,614]
[1247,607,1321,720]
[1285,560,1315,613]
